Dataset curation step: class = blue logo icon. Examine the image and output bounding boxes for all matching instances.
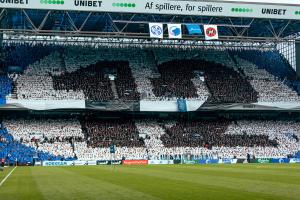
[151,25,163,36]
[169,26,181,36]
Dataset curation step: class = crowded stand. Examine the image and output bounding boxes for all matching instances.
[0,125,72,164]
[0,74,12,104]
[0,118,299,163]
[235,57,300,102]
[129,50,158,100]
[231,50,298,82]
[1,119,83,162]
[135,120,166,160]
[13,52,85,100]
[52,61,114,101]
[152,59,257,103]
[151,60,200,99]
[8,47,141,101]
[4,118,84,142]
[82,119,144,148]
[1,45,299,104]
[222,120,300,158]
[115,62,140,101]
[3,44,54,69]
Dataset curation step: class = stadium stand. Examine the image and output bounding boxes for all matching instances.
[2,45,299,104]
[0,125,75,164]
[235,57,300,102]
[0,74,12,104]
[52,61,115,101]
[1,118,299,163]
[82,119,144,148]
[4,44,54,69]
[151,59,257,103]
[231,50,298,81]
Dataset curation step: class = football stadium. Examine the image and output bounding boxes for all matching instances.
[0,0,300,199]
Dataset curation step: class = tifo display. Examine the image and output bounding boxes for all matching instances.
[1,45,299,111]
[0,118,299,165]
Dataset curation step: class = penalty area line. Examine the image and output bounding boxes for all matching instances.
[0,166,17,187]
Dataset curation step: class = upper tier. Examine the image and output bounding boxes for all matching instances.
[1,45,299,111]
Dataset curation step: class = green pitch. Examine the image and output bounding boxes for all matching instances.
[0,164,299,200]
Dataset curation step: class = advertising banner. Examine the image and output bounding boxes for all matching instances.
[122,160,148,165]
[289,158,300,163]
[34,161,42,166]
[42,161,74,167]
[148,160,174,165]
[173,160,181,164]
[254,158,272,163]
[42,160,99,166]
[97,160,122,165]
[0,0,300,20]
[86,160,97,166]
[219,158,237,164]
[272,158,290,163]
[237,159,246,163]
[74,160,87,166]
[198,159,219,164]
[183,160,198,164]
[231,159,238,164]
[97,160,110,165]
[110,160,122,165]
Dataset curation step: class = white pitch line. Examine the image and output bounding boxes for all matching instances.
[0,166,17,187]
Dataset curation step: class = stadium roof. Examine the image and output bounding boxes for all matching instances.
[189,0,299,6]
[0,0,300,47]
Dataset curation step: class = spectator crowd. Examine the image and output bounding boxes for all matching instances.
[0,45,299,104]
[0,118,299,163]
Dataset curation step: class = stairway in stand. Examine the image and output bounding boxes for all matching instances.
[110,80,119,100]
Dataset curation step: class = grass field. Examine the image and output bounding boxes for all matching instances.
[0,164,299,200]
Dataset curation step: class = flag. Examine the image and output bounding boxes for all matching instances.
[204,25,219,40]
[149,23,163,39]
[168,24,182,39]
[186,24,202,35]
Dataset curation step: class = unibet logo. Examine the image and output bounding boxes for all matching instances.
[40,0,65,5]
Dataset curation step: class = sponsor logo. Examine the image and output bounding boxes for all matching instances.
[122,160,148,165]
[199,159,219,164]
[74,0,103,7]
[150,25,163,37]
[257,159,271,163]
[205,27,217,37]
[74,161,88,165]
[43,161,72,166]
[0,0,28,5]
[97,160,122,165]
[111,160,122,165]
[222,159,232,164]
[97,160,109,165]
[148,160,174,165]
[168,26,181,37]
[262,8,287,15]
